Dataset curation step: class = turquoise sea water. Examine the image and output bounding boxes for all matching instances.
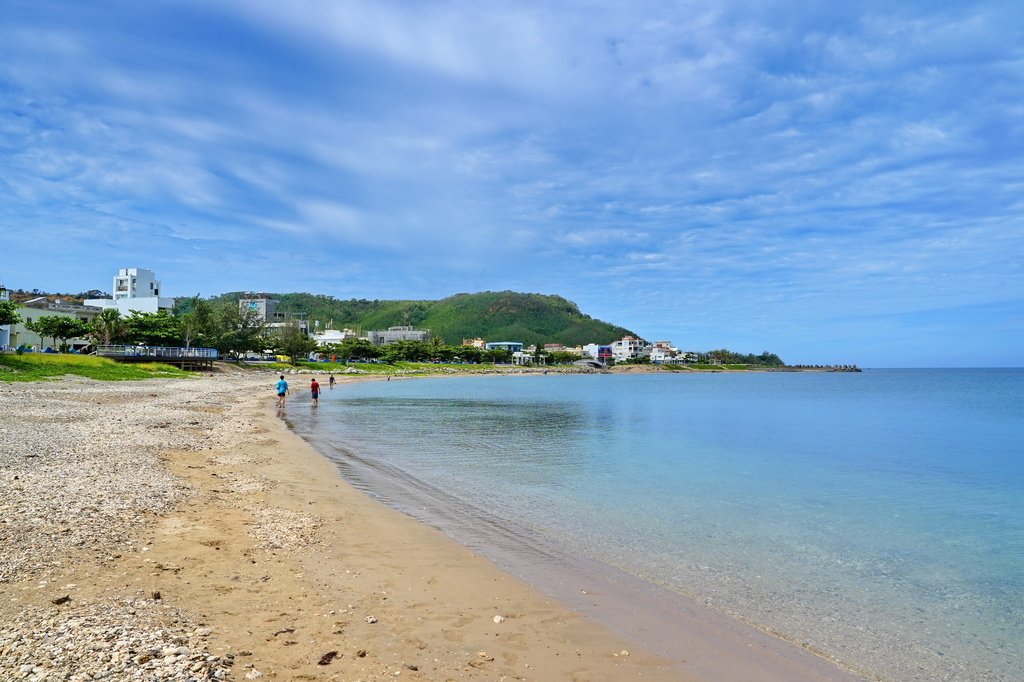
[288,369,1024,681]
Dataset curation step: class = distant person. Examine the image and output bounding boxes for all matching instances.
[276,375,289,410]
[310,377,321,406]
[328,374,336,389]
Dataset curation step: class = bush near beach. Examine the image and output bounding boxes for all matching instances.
[0,353,189,382]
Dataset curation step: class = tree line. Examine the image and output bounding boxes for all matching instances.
[0,297,285,359]
[316,337,519,364]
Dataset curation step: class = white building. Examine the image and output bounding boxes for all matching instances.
[512,350,545,366]
[313,328,358,346]
[9,298,102,351]
[582,343,614,363]
[0,286,10,350]
[647,340,700,364]
[610,335,649,362]
[649,341,675,364]
[85,268,175,316]
[367,326,430,346]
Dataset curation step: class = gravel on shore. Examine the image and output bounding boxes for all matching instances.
[0,373,268,681]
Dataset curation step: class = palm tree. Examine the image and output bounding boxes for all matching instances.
[91,308,127,346]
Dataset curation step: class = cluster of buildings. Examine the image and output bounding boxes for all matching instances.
[1,267,698,365]
[470,337,699,366]
[238,296,430,348]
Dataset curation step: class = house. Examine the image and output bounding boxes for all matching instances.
[85,268,176,316]
[462,338,487,349]
[9,298,102,351]
[649,341,674,364]
[367,326,430,346]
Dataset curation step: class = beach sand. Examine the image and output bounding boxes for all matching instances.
[0,372,860,681]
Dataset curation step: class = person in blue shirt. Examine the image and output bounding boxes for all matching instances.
[276,375,289,410]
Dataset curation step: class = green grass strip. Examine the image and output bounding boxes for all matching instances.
[0,353,191,382]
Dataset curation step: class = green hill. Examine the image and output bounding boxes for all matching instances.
[215,290,634,347]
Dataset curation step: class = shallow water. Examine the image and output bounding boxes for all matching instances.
[289,369,1024,681]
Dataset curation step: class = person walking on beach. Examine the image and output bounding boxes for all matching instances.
[310,377,321,406]
[276,375,289,410]
[328,374,335,389]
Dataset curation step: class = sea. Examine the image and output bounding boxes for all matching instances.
[287,369,1024,681]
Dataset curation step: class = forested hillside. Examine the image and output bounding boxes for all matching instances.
[214,290,634,347]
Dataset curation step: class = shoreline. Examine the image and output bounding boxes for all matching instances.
[2,372,861,680]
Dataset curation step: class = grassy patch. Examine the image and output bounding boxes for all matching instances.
[0,353,191,382]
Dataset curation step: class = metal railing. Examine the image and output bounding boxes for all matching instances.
[95,345,219,359]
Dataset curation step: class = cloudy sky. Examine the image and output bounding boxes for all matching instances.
[2,1,1022,366]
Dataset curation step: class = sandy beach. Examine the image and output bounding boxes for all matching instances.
[0,372,860,681]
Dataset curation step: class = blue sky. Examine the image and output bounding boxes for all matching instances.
[1,1,1022,366]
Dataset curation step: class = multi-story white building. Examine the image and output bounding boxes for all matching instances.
[85,268,175,316]
[649,342,674,364]
[610,335,649,362]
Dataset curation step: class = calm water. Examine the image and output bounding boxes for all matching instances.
[289,369,1024,681]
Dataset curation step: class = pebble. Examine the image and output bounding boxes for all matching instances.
[0,375,269,682]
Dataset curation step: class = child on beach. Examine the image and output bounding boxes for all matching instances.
[276,375,289,409]
[328,374,335,388]
[310,377,321,405]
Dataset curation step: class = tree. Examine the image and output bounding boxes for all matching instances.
[485,348,512,364]
[332,338,379,362]
[90,309,128,345]
[179,296,217,349]
[457,345,484,364]
[275,321,317,365]
[548,351,579,365]
[0,300,21,327]
[26,315,92,351]
[209,301,266,361]
[124,310,183,346]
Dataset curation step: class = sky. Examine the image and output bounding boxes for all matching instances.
[1,1,1022,367]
